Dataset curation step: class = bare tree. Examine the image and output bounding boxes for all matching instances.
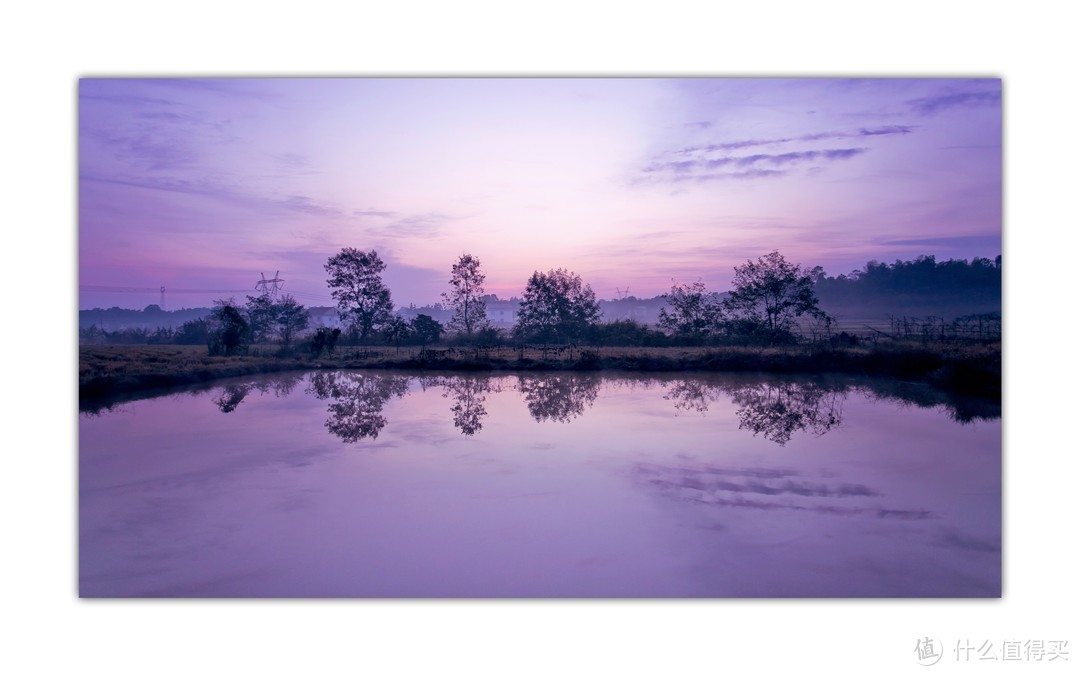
[442,253,489,338]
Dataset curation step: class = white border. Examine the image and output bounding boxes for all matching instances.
[4,1,1075,674]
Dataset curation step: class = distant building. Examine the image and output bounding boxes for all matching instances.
[486,299,520,327]
[307,307,344,328]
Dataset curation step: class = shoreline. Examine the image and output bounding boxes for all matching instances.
[79,343,1001,408]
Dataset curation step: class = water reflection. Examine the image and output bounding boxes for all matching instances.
[81,369,1001,597]
[722,380,844,446]
[212,372,305,413]
[856,379,1001,424]
[663,379,719,413]
[306,371,410,442]
[518,374,601,423]
[441,377,497,436]
[192,370,996,448]
[663,377,844,445]
[213,383,252,413]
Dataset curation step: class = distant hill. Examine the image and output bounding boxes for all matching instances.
[79,305,211,330]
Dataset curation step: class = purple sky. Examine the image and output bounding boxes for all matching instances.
[78,78,1001,310]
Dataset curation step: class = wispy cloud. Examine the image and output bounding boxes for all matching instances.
[144,78,279,101]
[79,92,180,108]
[640,118,910,187]
[81,94,236,172]
[674,125,913,155]
[877,234,1001,249]
[272,152,310,169]
[381,213,455,238]
[279,195,341,217]
[354,208,398,219]
[642,147,868,184]
[675,169,788,182]
[857,124,915,136]
[85,128,200,171]
[906,90,1001,115]
[80,173,344,220]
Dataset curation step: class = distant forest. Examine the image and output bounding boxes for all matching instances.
[79,304,212,331]
[80,254,1002,333]
[815,255,1001,317]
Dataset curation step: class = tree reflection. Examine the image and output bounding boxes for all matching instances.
[213,383,253,413]
[721,380,845,446]
[254,371,304,398]
[307,371,410,442]
[442,377,494,435]
[664,379,722,413]
[854,379,1001,424]
[212,373,307,413]
[518,374,600,423]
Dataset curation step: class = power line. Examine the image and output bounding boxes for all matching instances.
[254,271,285,300]
[80,284,338,308]
[80,285,253,294]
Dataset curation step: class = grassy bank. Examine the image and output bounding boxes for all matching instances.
[80,342,1001,404]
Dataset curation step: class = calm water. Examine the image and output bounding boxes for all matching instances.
[79,371,1000,597]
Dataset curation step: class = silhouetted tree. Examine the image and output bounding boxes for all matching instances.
[207,299,250,355]
[274,294,309,349]
[723,251,830,343]
[515,268,601,343]
[309,327,342,357]
[80,324,105,345]
[244,294,277,343]
[382,315,411,353]
[410,314,444,346]
[147,327,175,344]
[324,248,393,343]
[657,281,725,343]
[442,253,489,338]
[174,318,210,345]
[587,319,669,347]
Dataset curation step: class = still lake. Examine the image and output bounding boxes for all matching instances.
[79,370,1000,598]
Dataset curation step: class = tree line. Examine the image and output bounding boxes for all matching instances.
[79,248,1002,353]
[314,247,832,350]
[814,255,1001,313]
